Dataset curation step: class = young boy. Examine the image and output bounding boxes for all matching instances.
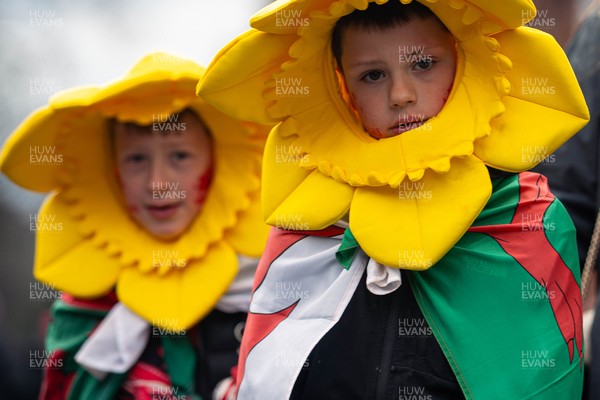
[0,52,269,399]
[198,1,589,399]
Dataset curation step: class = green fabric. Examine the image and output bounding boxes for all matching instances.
[46,300,110,374]
[45,299,202,399]
[410,174,583,399]
[469,174,520,228]
[45,300,128,399]
[335,228,359,270]
[162,335,199,398]
[68,370,127,400]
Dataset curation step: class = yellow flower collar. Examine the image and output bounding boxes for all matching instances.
[1,53,270,330]
[197,0,588,269]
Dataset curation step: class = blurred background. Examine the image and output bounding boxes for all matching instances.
[0,0,594,398]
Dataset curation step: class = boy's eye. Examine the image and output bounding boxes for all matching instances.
[125,153,147,164]
[171,151,191,161]
[361,70,385,83]
[413,59,434,72]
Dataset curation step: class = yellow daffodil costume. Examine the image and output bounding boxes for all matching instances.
[197,0,589,269]
[1,52,269,331]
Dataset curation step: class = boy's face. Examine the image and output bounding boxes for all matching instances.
[340,17,456,139]
[114,112,212,240]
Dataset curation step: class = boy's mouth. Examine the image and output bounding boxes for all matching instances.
[390,117,427,135]
[146,203,181,219]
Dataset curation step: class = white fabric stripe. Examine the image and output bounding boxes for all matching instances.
[238,234,367,399]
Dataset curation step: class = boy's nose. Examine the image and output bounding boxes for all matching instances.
[389,77,416,108]
[147,159,169,191]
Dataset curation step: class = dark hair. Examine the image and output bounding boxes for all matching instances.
[331,1,449,69]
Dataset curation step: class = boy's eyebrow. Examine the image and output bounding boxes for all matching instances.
[399,46,441,55]
[347,44,450,69]
[346,60,385,70]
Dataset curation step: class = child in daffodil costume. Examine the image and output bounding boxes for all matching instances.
[0,53,269,399]
[197,1,590,399]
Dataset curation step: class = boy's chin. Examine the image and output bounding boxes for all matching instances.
[135,219,187,242]
[151,230,182,242]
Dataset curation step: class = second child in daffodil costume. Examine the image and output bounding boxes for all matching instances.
[198,1,590,399]
[0,53,269,399]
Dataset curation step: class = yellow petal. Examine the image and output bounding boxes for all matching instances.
[34,194,120,297]
[476,97,588,171]
[498,27,588,118]
[263,123,353,229]
[475,28,589,171]
[463,0,535,28]
[261,121,312,221]
[0,107,67,192]
[225,189,270,258]
[197,30,296,125]
[49,87,100,108]
[350,156,491,269]
[250,0,325,34]
[265,169,353,230]
[117,241,238,330]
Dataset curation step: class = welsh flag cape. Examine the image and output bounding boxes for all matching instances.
[237,172,583,399]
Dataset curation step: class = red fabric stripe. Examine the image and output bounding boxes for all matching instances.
[122,362,175,399]
[61,292,118,312]
[237,300,299,393]
[38,350,73,400]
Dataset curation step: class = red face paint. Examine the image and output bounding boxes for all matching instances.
[368,128,385,140]
[113,166,123,186]
[195,165,214,206]
[441,84,452,104]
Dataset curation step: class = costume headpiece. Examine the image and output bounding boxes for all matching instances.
[198,0,588,269]
[1,52,269,329]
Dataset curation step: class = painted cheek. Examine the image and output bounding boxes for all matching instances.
[128,205,140,215]
[368,128,386,140]
[349,91,357,105]
[194,165,214,206]
[441,84,452,105]
[349,92,362,114]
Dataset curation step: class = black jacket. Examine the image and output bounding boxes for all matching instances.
[291,270,464,400]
